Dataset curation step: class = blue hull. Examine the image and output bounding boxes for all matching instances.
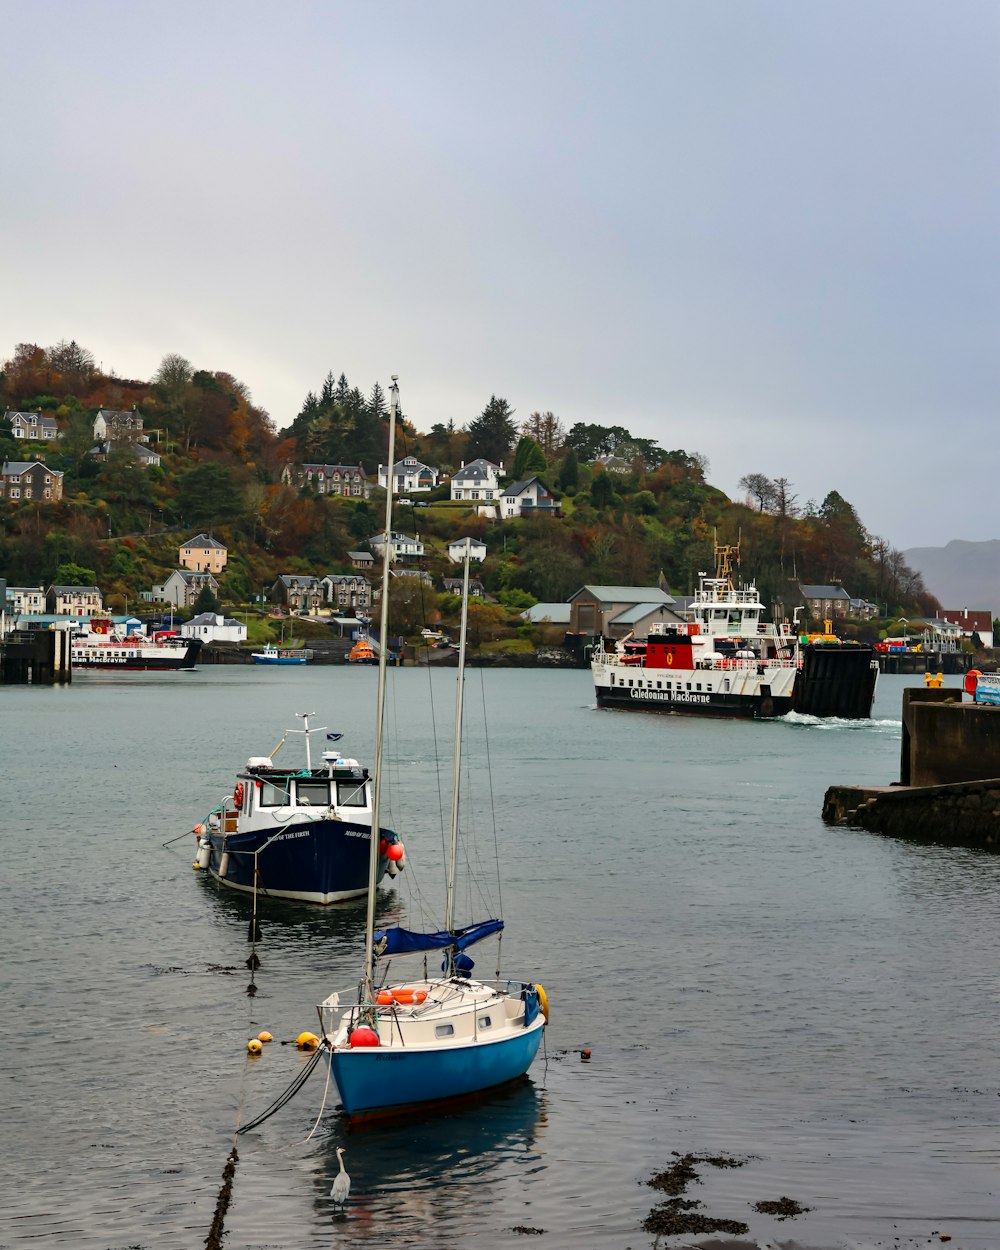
[329,1024,544,1118]
[207,818,388,904]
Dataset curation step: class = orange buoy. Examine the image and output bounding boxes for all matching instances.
[387,842,405,862]
[349,1026,380,1047]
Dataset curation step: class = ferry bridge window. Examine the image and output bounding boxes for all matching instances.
[337,781,368,807]
[259,778,291,807]
[296,781,331,806]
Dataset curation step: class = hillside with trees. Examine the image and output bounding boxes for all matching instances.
[0,340,939,645]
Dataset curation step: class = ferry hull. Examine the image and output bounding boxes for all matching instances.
[329,1023,545,1119]
[206,817,388,905]
[595,685,793,718]
[72,641,202,670]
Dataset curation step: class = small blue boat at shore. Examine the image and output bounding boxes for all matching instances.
[251,644,311,665]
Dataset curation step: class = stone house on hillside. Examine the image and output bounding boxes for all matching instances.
[282,462,371,498]
[6,410,59,441]
[152,569,220,609]
[1,460,64,501]
[47,585,104,615]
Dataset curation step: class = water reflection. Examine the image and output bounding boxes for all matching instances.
[313,1079,547,1235]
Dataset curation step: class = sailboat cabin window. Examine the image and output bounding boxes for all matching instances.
[296,781,331,806]
[435,1023,455,1038]
[478,1015,492,1028]
[258,778,291,807]
[337,782,368,807]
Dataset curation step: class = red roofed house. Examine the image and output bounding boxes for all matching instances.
[939,608,994,648]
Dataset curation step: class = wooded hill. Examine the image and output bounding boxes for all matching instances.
[0,340,939,638]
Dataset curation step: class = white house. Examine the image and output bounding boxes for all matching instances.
[498,476,560,519]
[450,458,503,502]
[377,456,439,494]
[368,531,424,562]
[5,411,59,441]
[180,612,247,644]
[6,586,46,614]
[447,537,487,563]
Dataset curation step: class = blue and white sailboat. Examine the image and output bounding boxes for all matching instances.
[317,378,547,1120]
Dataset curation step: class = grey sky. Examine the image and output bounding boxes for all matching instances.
[3,1,996,549]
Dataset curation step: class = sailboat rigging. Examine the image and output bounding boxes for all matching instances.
[317,377,548,1120]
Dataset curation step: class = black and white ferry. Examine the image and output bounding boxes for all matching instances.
[72,620,202,670]
[592,545,878,720]
[192,714,405,905]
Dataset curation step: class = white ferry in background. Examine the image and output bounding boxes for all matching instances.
[72,619,202,671]
[591,544,878,720]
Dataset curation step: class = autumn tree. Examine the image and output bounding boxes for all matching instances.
[738,473,776,512]
[520,411,565,459]
[47,339,96,391]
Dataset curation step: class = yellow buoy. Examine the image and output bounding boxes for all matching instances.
[247,1038,263,1054]
[535,983,550,1023]
[192,861,201,870]
[296,1031,319,1050]
[258,1030,273,1043]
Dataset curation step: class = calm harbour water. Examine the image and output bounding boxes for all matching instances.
[2,668,999,1250]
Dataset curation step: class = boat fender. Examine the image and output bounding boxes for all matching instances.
[233,782,245,809]
[397,851,406,870]
[296,1031,320,1050]
[387,841,405,862]
[196,838,211,870]
[218,851,230,879]
[386,859,399,877]
[534,983,550,1023]
[349,1026,380,1047]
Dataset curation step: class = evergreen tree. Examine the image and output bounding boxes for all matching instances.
[558,447,579,491]
[511,436,546,478]
[192,584,222,614]
[466,396,517,466]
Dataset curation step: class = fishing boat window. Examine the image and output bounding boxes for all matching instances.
[435,1023,455,1038]
[258,778,291,807]
[336,782,367,807]
[296,781,331,806]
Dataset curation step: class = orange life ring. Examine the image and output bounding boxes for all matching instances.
[965,669,982,696]
[233,782,245,809]
[666,652,674,666]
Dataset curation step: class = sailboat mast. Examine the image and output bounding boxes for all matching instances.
[363,375,398,1004]
[443,540,471,933]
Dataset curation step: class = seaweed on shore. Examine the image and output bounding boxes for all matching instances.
[752,1196,810,1220]
[643,1154,751,1237]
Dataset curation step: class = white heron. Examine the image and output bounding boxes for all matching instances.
[330,1146,350,1208]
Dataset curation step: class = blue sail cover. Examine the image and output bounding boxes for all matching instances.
[374,918,504,957]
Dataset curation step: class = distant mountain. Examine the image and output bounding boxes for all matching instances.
[903,540,1000,614]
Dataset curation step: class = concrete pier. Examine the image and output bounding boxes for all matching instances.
[823,685,1000,846]
[0,629,72,684]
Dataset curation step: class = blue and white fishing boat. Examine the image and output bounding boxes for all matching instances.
[192,715,405,905]
[250,643,311,665]
[316,378,547,1120]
